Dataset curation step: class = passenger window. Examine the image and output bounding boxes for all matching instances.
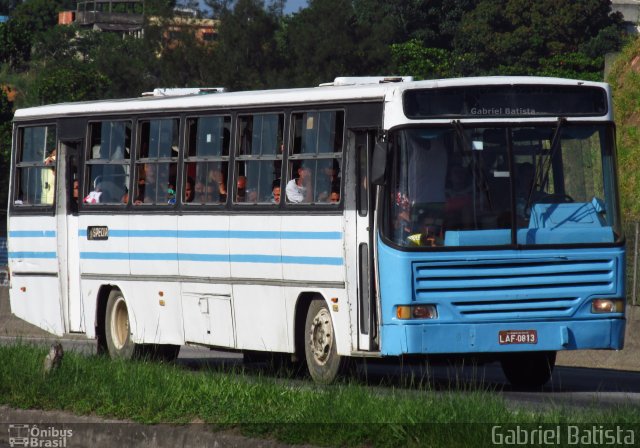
[235,113,284,204]
[13,125,57,206]
[84,121,131,205]
[287,110,343,204]
[184,115,230,205]
[134,118,179,205]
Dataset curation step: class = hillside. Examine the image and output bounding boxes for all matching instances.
[608,37,640,220]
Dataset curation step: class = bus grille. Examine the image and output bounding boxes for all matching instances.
[412,257,616,320]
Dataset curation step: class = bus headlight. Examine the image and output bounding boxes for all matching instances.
[396,305,438,320]
[591,299,624,313]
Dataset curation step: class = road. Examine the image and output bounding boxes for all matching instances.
[2,285,640,411]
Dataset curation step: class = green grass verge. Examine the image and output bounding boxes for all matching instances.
[0,344,639,447]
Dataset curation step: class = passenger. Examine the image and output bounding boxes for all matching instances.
[135,164,153,203]
[194,180,207,203]
[208,168,227,202]
[317,160,340,202]
[272,185,281,204]
[407,212,444,247]
[286,164,312,203]
[246,189,258,202]
[184,178,195,203]
[329,189,340,203]
[236,175,247,202]
[41,148,56,204]
[71,179,79,210]
[121,187,129,204]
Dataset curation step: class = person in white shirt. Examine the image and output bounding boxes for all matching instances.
[286,164,312,203]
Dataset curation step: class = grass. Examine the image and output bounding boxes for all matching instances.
[608,38,640,221]
[0,344,639,447]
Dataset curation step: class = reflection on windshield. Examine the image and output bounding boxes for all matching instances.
[384,125,619,248]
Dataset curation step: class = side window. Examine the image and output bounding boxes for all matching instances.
[183,115,230,205]
[13,125,56,206]
[84,121,131,205]
[235,113,284,204]
[134,118,179,205]
[287,110,343,204]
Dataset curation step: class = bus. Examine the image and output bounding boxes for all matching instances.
[7,76,625,387]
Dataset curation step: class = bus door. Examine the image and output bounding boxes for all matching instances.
[55,141,83,333]
[353,130,378,351]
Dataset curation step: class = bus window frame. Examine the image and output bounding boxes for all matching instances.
[182,113,232,207]
[82,119,133,208]
[10,122,58,215]
[285,108,346,207]
[133,115,181,208]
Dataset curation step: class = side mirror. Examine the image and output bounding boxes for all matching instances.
[371,141,388,185]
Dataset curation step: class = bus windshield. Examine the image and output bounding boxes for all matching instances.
[384,123,620,248]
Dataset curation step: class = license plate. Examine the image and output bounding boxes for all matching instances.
[499,330,538,345]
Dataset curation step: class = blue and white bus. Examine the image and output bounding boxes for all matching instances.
[7,76,625,387]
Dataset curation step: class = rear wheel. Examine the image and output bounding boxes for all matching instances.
[304,299,347,384]
[500,351,556,389]
[105,290,137,359]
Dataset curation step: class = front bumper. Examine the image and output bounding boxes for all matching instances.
[380,318,625,356]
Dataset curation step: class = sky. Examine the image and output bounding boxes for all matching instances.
[283,0,308,14]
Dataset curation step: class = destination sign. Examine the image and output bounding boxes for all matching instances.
[403,84,607,119]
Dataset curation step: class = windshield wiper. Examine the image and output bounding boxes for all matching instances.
[525,117,566,211]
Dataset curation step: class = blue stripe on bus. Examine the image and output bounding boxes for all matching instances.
[78,229,342,240]
[9,231,56,238]
[79,252,343,265]
[8,251,57,259]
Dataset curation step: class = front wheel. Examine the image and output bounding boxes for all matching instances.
[304,299,347,384]
[500,351,556,389]
[105,290,138,359]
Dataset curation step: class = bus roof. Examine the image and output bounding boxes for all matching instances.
[13,76,609,121]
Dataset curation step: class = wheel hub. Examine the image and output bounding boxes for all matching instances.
[309,308,332,365]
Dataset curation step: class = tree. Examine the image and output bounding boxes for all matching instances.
[452,0,625,76]
[203,0,235,18]
[281,0,386,87]
[211,0,281,90]
[390,40,458,79]
[0,87,13,216]
[0,20,32,69]
[0,0,20,15]
[33,61,111,104]
[354,0,479,49]
[1,0,70,70]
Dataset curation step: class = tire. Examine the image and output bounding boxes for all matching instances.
[304,299,347,384]
[500,351,556,389]
[105,290,137,360]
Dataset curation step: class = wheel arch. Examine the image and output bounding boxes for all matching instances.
[293,292,318,360]
[293,291,351,360]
